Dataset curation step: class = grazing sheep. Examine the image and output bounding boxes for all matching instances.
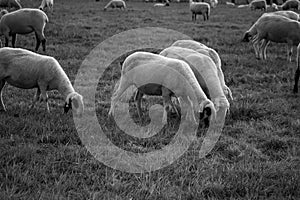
[0,8,48,52]
[226,2,236,6]
[154,2,170,6]
[0,47,84,116]
[109,52,217,125]
[278,0,300,11]
[0,0,21,10]
[171,39,233,101]
[159,46,230,113]
[39,0,53,12]
[249,0,267,11]
[189,0,210,21]
[104,0,126,11]
[294,43,300,93]
[242,13,300,61]
[271,2,279,10]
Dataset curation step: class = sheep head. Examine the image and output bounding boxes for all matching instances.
[64,92,84,117]
[241,32,251,42]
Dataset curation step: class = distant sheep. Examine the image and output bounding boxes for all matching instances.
[154,2,170,6]
[39,0,53,12]
[0,47,84,116]
[171,39,233,101]
[0,0,21,10]
[0,8,48,51]
[189,0,210,21]
[109,52,216,124]
[242,13,300,61]
[277,0,300,11]
[249,0,267,11]
[104,0,126,11]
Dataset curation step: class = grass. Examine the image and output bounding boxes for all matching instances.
[0,0,300,199]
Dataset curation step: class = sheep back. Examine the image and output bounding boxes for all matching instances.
[0,47,71,91]
[0,8,48,35]
[250,0,267,10]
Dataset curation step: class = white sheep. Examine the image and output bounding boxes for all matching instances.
[243,11,300,59]
[242,13,300,61]
[159,46,230,126]
[294,42,300,93]
[0,0,21,10]
[189,0,210,21]
[278,0,300,11]
[249,0,267,11]
[0,47,84,116]
[154,2,170,6]
[271,3,278,10]
[104,0,126,11]
[171,39,233,101]
[226,2,236,6]
[38,0,53,12]
[0,8,48,52]
[109,51,217,125]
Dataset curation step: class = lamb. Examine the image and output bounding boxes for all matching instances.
[0,0,21,10]
[38,0,53,12]
[159,46,230,114]
[0,8,48,52]
[277,0,300,11]
[294,43,300,93]
[242,13,300,61]
[104,0,126,11]
[249,0,267,11]
[189,0,210,21]
[109,51,217,125]
[0,47,84,116]
[171,39,233,101]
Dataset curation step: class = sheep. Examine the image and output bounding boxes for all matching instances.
[242,13,300,61]
[189,0,210,21]
[0,8,48,52]
[38,0,53,12]
[0,47,84,116]
[109,52,217,125]
[243,11,300,59]
[271,3,279,10]
[171,39,233,101]
[0,0,21,11]
[154,2,170,6]
[249,0,267,11]
[104,0,126,11]
[226,2,236,6]
[294,43,300,93]
[159,46,230,114]
[277,0,300,11]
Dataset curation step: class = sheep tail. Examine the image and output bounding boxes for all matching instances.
[293,43,300,93]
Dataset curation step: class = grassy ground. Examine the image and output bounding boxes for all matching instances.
[0,0,300,199]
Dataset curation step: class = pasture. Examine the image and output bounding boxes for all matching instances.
[0,0,300,199]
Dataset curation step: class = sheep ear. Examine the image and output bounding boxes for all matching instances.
[72,96,79,109]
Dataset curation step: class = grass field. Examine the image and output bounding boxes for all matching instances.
[0,0,300,199]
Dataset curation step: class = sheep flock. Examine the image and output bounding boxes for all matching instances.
[1,0,300,197]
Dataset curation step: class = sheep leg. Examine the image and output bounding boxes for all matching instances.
[30,88,41,110]
[0,80,6,112]
[181,95,196,124]
[108,77,131,116]
[38,84,50,113]
[162,87,172,124]
[11,34,17,48]
[287,43,293,62]
[34,32,41,52]
[134,89,144,119]
[260,39,269,60]
[294,67,300,93]
[4,35,9,47]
